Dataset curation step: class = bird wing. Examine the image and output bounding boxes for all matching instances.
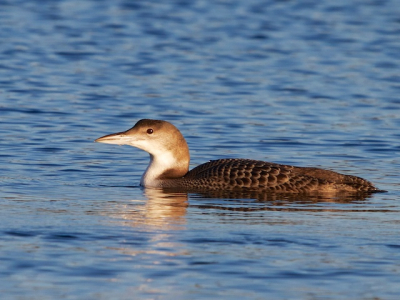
[184,159,322,192]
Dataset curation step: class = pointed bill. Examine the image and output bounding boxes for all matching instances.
[95,131,131,145]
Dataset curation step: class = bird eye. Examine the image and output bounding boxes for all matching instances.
[147,128,153,134]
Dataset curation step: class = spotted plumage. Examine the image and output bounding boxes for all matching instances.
[162,159,378,193]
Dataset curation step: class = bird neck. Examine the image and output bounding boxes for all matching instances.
[140,150,190,188]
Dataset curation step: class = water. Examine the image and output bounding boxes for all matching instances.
[1,0,399,299]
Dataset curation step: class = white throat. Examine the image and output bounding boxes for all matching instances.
[140,152,181,187]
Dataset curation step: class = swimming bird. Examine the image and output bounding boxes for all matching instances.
[95,119,383,193]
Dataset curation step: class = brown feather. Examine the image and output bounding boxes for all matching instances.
[160,159,381,193]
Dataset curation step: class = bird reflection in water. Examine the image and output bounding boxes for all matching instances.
[113,188,189,230]
[143,188,189,228]
[111,188,376,229]
[105,189,189,258]
[145,189,372,214]
[105,188,378,259]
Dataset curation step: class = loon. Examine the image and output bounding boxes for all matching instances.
[95,119,383,193]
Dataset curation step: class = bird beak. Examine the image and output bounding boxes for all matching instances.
[95,131,131,145]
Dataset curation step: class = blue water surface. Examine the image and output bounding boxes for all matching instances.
[1,0,400,299]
